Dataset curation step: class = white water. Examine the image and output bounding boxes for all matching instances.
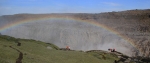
[1,19,136,56]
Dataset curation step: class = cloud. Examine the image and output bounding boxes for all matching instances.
[102,2,120,6]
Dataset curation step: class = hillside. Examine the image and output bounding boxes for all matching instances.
[0,35,101,63]
[0,35,120,63]
[0,9,150,57]
[1,35,150,63]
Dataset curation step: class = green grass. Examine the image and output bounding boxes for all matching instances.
[86,51,119,63]
[0,35,120,63]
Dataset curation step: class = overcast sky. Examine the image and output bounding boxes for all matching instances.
[0,0,150,15]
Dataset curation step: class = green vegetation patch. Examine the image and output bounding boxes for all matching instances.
[86,50,119,63]
[0,35,102,63]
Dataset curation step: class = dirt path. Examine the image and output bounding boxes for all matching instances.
[9,46,23,63]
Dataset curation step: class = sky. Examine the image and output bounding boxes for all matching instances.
[0,0,150,16]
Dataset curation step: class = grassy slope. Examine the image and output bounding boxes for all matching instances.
[87,51,119,63]
[0,35,119,63]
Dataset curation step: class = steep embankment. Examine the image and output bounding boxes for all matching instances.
[74,9,150,57]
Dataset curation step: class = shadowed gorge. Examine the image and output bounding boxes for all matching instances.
[0,9,150,57]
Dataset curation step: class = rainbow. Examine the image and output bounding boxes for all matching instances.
[0,16,138,51]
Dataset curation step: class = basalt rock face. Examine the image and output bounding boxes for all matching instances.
[0,9,150,57]
[74,9,150,57]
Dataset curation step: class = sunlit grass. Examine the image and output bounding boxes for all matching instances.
[0,35,120,63]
